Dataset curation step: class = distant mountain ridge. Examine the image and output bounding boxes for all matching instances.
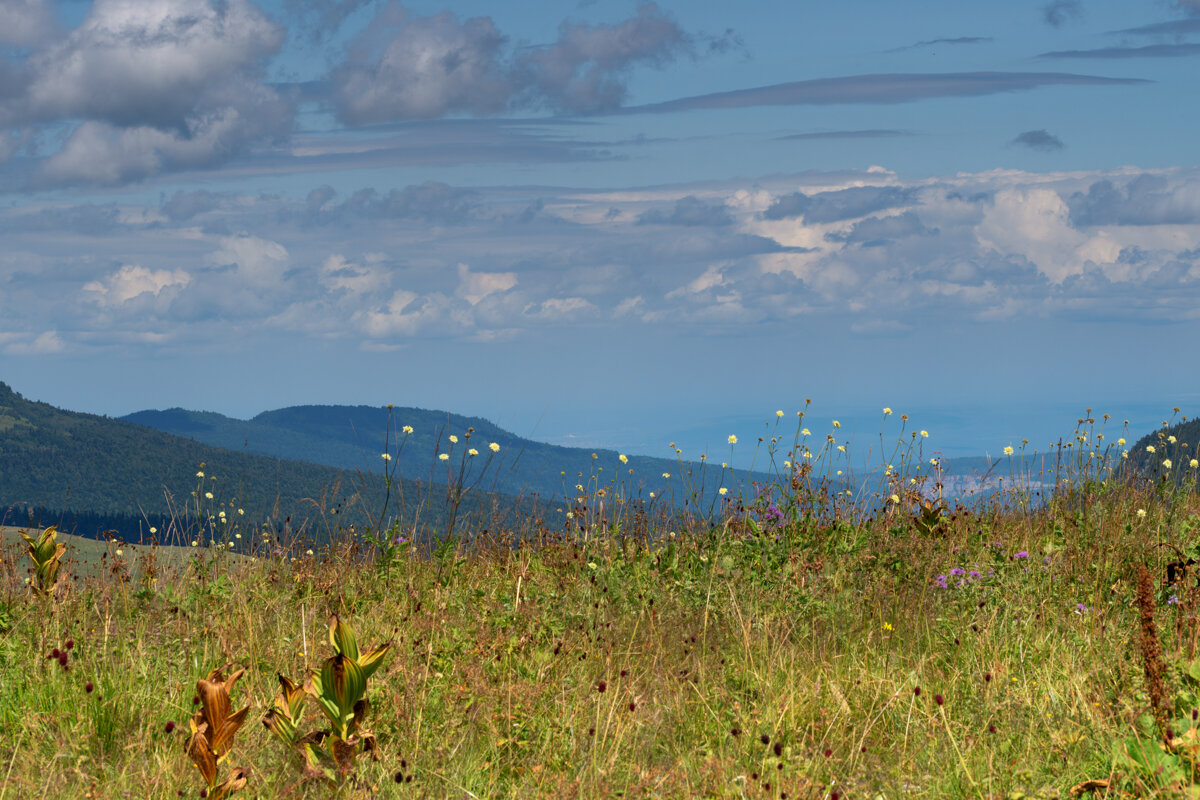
[119,402,1047,504]
[121,403,735,503]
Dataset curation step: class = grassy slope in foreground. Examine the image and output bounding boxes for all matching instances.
[0,458,1192,798]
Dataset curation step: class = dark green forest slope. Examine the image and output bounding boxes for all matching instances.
[0,381,370,525]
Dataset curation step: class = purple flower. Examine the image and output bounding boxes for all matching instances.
[1013,551,1029,559]
[950,567,966,576]
[1075,603,1089,614]
[935,574,949,588]
[968,570,982,580]
[1169,595,1180,605]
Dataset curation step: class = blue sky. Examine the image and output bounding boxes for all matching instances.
[2,0,1199,458]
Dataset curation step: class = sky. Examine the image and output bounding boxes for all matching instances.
[2,0,1200,459]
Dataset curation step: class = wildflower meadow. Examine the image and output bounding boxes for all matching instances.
[3,407,1200,798]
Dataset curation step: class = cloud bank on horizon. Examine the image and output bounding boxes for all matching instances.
[3,0,1200,450]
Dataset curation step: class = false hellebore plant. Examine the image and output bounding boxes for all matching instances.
[263,615,391,785]
[186,664,250,799]
[21,525,65,596]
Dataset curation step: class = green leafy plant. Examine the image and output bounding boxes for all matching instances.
[263,615,391,785]
[20,525,65,596]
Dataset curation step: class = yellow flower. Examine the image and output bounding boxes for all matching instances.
[889,494,900,504]
[1164,459,1173,470]
[801,428,811,436]
[883,621,893,631]
[402,425,414,435]
[489,442,500,452]
[883,407,892,415]
[381,453,392,461]
[205,492,214,499]
[832,420,841,429]
[1191,459,1198,469]
[783,461,792,468]
[718,487,728,496]
[237,508,243,515]
[196,471,205,478]
[619,454,628,464]
[149,527,157,534]
[449,435,458,444]
[837,445,846,453]
[469,448,479,456]
[721,462,728,468]
[776,409,784,418]
[1003,446,1014,456]
[1169,435,1178,444]
[920,430,929,438]
[115,549,123,557]
[1137,509,1147,519]
[662,472,670,479]
[1117,437,1126,446]
[728,435,738,445]
[438,453,449,461]
[1147,445,1156,453]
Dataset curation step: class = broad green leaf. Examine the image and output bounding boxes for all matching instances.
[328,616,360,661]
[356,643,391,681]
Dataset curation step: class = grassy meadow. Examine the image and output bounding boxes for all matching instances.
[3,410,1200,799]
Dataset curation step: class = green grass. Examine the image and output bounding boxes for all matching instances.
[3,415,1200,799]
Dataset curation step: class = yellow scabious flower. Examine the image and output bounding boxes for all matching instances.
[920,430,929,438]
[402,425,414,434]
[469,448,479,457]
[883,407,892,415]
[619,454,628,464]
[718,487,728,496]
[776,410,784,418]
[489,442,500,452]
[728,435,737,444]
[449,435,458,444]
[438,453,449,461]
[1147,445,1156,453]
[381,453,392,461]
[832,420,841,429]
[1003,446,1014,456]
